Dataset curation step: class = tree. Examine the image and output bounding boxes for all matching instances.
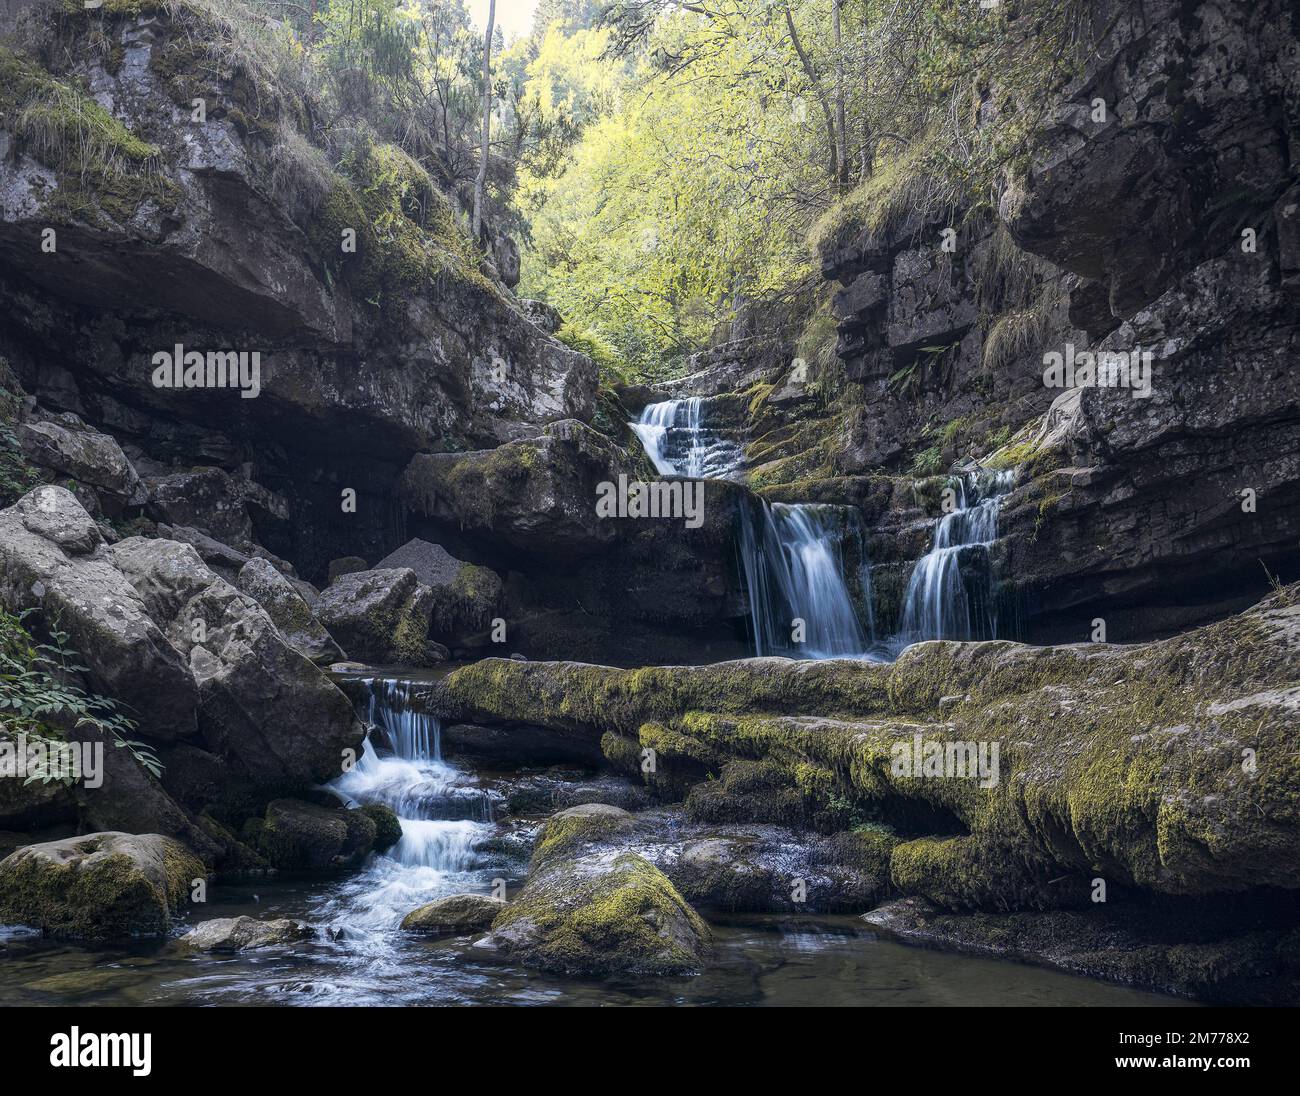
[473,0,496,241]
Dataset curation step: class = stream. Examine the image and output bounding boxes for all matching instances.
[0,676,1189,1007]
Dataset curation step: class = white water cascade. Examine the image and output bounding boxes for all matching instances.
[632,397,875,660]
[897,469,1016,643]
[738,501,875,659]
[631,397,745,480]
[323,678,494,933]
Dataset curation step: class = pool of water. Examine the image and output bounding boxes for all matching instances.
[0,877,1190,1008]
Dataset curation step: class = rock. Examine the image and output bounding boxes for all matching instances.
[236,557,343,664]
[108,535,365,794]
[180,915,316,952]
[439,585,1300,902]
[316,567,442,665]
[0,832,204,941]
[478,811,711,974]
[441,722,605,769]
[400,893,505,934]
[373,538,503,645]
[863,897,1300,1006]
[358,803,402,852]
[0,487,199,739]
[18,415,146,510]
[328,557,369,584]
[255,799,379,871]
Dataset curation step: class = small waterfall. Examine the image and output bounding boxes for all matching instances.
[897,469,1016,643]
[326,678,494,936]
[738,502,874,659]
[631,397,744,479]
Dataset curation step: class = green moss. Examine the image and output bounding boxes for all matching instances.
[489,851,710,975]
[532,806,632,868]
[0,45,174,226]
[358,804,402,852]
[0,836,203,940]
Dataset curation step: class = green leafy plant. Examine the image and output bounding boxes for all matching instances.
[0,607,161,783]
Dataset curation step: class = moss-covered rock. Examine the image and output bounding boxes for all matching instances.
[481,848,711,975]
[256,799,379,871]
[316,568,441,666]
[359,803,403,853]
[0,832,203,940]
[441,586,1300,903]
[400,893,505,935]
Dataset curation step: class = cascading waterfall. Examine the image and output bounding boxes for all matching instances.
[897,469,1016,643]
[631,397,745,480]
[738,501,875,659]
[325,678,494,932]
[631,396,874,660]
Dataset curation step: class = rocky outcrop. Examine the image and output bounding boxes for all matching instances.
[476,804,712,974]
[400,893,505,935]
[0,2,597,584]
[315,567,442,666]
[0,831,203,940]
[439,585,1300,904]
[373,538,503,648]
[236,556,342,664]
[180,915,316,952]
[0,486,365,836]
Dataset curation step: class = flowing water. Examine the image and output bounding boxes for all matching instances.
[0,678,1195,1006]
[897,470,1016,644]
[632,397,745,480]
[737,501,876,659]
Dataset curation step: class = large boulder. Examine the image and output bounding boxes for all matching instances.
[0,486,198,740]
[0,832,204,940]
[373,538,502,645]
[252,799,380,871]
[236,556,342,664]
[0,487,365,809]
[18,413,146,511]
[316,568,442,665]
[108,535,365,794]
[475,804,712,974]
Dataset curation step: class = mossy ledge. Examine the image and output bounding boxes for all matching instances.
[440,584,1300,903]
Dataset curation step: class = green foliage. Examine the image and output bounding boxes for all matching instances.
[0,608,161,783]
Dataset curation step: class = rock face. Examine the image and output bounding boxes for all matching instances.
[315,567,442,665]
[236,557,342,664]
[477,805,712,974]
[0,832,203,940]
[440,584,1300,904]
[0,486,365,825]
[400,893,505,935]
[0,2,597,583]
[180,915,316,952]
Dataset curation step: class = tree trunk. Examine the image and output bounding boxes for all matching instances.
[472,0,496,243]
[783,4,838,186]
[832,0,848,190]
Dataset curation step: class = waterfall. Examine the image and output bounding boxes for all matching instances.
[630,396,874,660]
[328,678,493,933]
[738,501,875,659]
[630,397,744,479]
[897,470,1016,643]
